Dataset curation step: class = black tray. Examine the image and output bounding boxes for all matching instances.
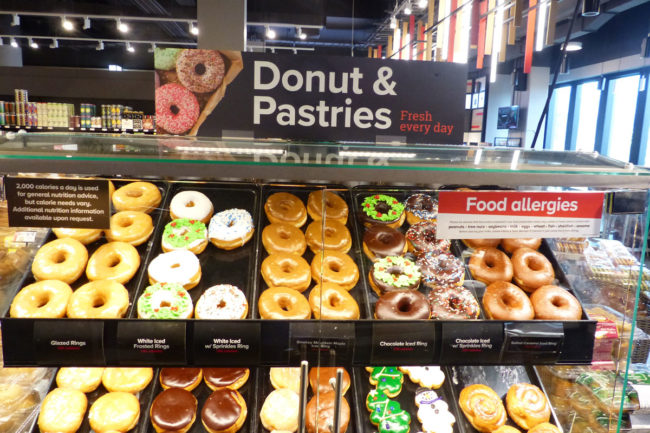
[32,367,158,433]
[131,181,261,319]
[446,365,562,433]
[353,366,461,433]
[255,184,370,319]
[139,368,256,433]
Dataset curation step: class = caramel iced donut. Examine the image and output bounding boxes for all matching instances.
[56,367,105,393]
[309,283,360,319]
[102,367,153,393]
[307,190,349,224]
[258,287,311,319]
[148,249,201,290]
[468,247,513,285]
[10,280,72,318]
[506,383,550,430]
[530,285,582,320]
[311,250,359,290]
[501,238,542,254]
[262,253,311,292]
[38,388,87,433]
[67,280,130,318]
[112,181,161,213]
[53,228,102,245]
[32,237,88,284]
[89,392,140,433]
[482,281,534,320]
[86,241,140,284]
[511,248,555,292]
[170,190,214,223]
[265,192,307,227]
[304,220,352,254]
[105,211,154,246]
[262,223,307,256]
[463,239,501,249]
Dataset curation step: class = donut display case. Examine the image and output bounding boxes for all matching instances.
[0,133,649,433]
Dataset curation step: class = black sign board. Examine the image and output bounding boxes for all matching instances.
[370,321,436,365]
[440,321,504,363]
[5,177,110,228]
[503,322,564,363]
[34,319,105,365]
[116,321,187,365]
[289,322,354,365]
[192,321,261,365]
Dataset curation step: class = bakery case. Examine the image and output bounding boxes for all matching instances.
[0,132,649,433]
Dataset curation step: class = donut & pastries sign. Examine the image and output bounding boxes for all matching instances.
[437,191,605,239]
[154,48,466,144]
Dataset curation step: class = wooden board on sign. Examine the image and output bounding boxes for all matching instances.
[387,35,394,57]
[437,0,447,60]
[508,7,516,44]
[402,21,409,59]
[546,0,557,45]
[514,0,524,26]
[500,19,508,61]
[485,0,496,55]
[524,0,537,73]
[427,0,435,60]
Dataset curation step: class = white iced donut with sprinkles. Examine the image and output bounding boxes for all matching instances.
[170,190,214,223]
[208,208,254,250]
[195,284,249,319]
[148,249,201,290]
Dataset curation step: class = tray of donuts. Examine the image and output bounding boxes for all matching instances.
[447,365,563,433]
[32,366,158,433]
[255,184,370,320]
[138,367,255,433]
[455,237,590,321]
[258,366,359,433]
[6,179,168,320]
[130,181,260,320]
[349,186,484,321]
[353,365,461,433]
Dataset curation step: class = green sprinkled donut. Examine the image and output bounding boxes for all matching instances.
[137,282,193,319]
[361,195,405,224]
[161,218,207,252]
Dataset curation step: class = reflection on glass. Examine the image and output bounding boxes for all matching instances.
[602,74,640,162]
[639,76,650,167]
[546,86,572,150]
[573,81,601,152]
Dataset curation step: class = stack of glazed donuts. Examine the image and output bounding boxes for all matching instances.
[258,188,361,320]
[465,238,583,320]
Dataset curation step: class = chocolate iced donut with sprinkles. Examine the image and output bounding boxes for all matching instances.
[406,221,451,255]
[208,208,254,250]
[405,193,438,225]
[417,251,465,289]
[428,286,481,319]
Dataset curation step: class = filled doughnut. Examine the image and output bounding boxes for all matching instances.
[203,368,249,391]
[150,388,197,433]
[86,241,140,284]
[32,237,88,284]
[482,281,534,320]
[38,388,87,433]
[261,253,311,292]
[148,249,201,290]
[309,367,351,395]
[56,367,104,393]
[160,367,203,391]
[88,392,140,433]
[102,367,153,393]
[375,289,431,320]
[463,239,501,249]
[170,190,213,223]
[176,49,225,93]
[417,251,465,289]
[369,255,421,296]
[270,367,301,393]
[10,280,72,318]
[405,193,438,225]
[306,391,350,433]
[258,287,311,319]
[162,218,208,254]
[53,228,102,245]
[359,194,405,228]
[105,211,154,246]
[195,284,248,319]
[112,181,161,214]
[311,250,359,290]
[501,238,542,254]
[506,383,550,430]
[406,221,450,255]
[530,285,582,320]
[262,222,306,256]
[304,220,351,254]
[363,225,407,260]
[155,83,199,135]
[67,280,130,319]
[260,389,299,432]
[309,282,360,319]
[511,247,555,292]
[307,190,349,224]
[208,208,254,250]
[468,247,513,284]
[137,282,193,319]
[201,388,247,433]
[264,192,307,227]
[428,286,480,319]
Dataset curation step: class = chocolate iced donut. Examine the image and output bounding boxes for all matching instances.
[406,221,451,255]
[428,286,481,319]
[160,367,202,391]
[375,290,431,320]
[417,251,465,289]
[203,368,249,391]
[363,225,407,260]
[405,193,438,224]
[150,388,197,433]
[201,388,247,433]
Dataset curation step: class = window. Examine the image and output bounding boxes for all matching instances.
[601,74,641,162]
[639,76,650,167]
[546,86,572,150]
[572,81,601,152]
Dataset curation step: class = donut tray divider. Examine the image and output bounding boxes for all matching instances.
[31,367,160,433]
[445,365,563,433]
[129,180,262,319]
[138,367,257,433]
[349,186,484,320]
[254,183,371,320]
[256,366,358,433]
[352,366,462,433]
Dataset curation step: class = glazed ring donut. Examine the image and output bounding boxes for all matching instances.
[311,250,359,290]
[10,280,72,318]
[309,282,360,319]
[67,280,130,319]
[105,211,154,246]
[32,238,88,284]
[170,190,214,223]
[261,253,311,292]
[53,228,102,245]
[530,285,582,320]
[264,192,307,227]
[501,238,542,254]
[86,242,140,284]
[512,247,555,292]
[208,208,255,250]
[482,281,534,320]
[468,247,513,285]
[112,181,161,213]
[258,287,311,319]
[176,49,225,93]
[307,190,349,224]
[304,220,352,254]
[375,289,430,320]
[463,239,501,249]
[262,223,307,256]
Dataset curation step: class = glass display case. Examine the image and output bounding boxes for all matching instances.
[0,132,649,433]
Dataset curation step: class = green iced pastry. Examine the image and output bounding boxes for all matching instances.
[368,366,404,397]
[161,218,207,251]
[137,282,193,319]
[361,194,405,224]
[155,47,183,70]
[366,389,411,433]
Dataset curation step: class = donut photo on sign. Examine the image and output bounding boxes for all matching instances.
[154,48,243,135]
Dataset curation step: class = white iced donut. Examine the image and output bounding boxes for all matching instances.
[208,208,254,250]
[170,190,213,223]
[148,249,201,290]
[195,284,249,319]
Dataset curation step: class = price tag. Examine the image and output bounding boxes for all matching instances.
[34,320,105,365]
[192,321,260,365]
[503,322,564,363]
[440,321,503,363]
[289,322,354,365]
[13,230,37,243]
[116,321,187,365]
[370,322,436,365]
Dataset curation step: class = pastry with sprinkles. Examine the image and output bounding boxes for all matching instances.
[428,286,480,320]
[417,251,465,289]
[406,221,451,255]
[161,218,208,254]
[208,208,254,250]
[368,255,421,296]
[137,282,193,319]
[195,284,248,319]
[405,193,439,225]
[360,194,406,228]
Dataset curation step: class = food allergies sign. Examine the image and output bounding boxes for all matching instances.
[155,48,466,143]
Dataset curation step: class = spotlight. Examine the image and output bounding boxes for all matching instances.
[560,55,569,74]
[11,14,19,27]
[148,43,156,53]
[404,2,412,14]
[28,38,38,49]
[293,48,297,54]
[61,16,73,31]
[564,41,583,51]
[418,0,428,7]
[297,27,306,39]
[116,19,129,33]
[582,0,600,16]
[96,40,104,51]
[10,37,18,48]
[266,25,276,39]
[126,42,135,53]
[190,22,199,35]
[390,17,397,29]
[49,39,58,48]
[83,17,91,30]
[0,38,3,46]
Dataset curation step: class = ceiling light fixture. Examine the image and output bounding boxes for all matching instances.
[266,25,276,39]
[116,18,129,33]
[126,42,135,53]
[390,16,397,29]
[148,42,156,53]
[96,40,104,51]
[10,37,18,48]
[418,0,428,7]
[404,2,412,15]
[582,0,600,16]
[564,41,583,51]
[297,27,306,39]
[61,16,74,31]
[190,22,199,35]
[49,39,59,48]
[28,38,38,49]
[0,38,3,46]
[83,17,91,30]
[292,48,297,54]
[11,14,19,27]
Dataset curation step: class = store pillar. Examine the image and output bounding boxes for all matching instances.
[197,0,247,51]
